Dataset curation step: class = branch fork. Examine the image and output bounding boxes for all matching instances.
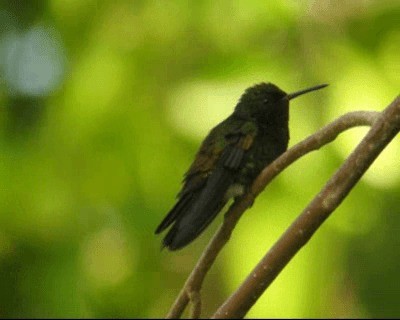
[165,97,400,319]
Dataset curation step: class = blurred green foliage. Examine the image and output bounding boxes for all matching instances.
[0,0,399,318]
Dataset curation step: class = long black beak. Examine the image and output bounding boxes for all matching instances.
[287,84,328,100]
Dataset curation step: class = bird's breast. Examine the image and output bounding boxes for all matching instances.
[234,127,289,187]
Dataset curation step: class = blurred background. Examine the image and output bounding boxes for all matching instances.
[0,0,399,318]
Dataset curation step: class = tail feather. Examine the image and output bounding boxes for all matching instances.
[158,145,243,250]
[163,166,233,250]
[155,193,193,234]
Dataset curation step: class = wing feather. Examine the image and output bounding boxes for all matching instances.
[155,120,257,250]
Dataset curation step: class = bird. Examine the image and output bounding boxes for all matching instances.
[155,82,328,251]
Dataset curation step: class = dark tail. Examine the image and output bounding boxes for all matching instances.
[155,193,194,235]
[161,166,233,250]
[156,144,243,250]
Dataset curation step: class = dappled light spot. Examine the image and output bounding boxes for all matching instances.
[82,227,136,287]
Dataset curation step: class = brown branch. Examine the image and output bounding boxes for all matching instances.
[212,96,400,318]
[188,291,201,319]
[165,110,381,319]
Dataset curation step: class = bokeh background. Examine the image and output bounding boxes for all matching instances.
[0,0,399,318]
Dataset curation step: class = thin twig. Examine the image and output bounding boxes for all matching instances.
[166,110,380,319]
[188,291,201,319]
[212,97,400,318]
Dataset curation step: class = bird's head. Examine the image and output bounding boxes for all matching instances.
[234,82,328,125]
[234,82,287,123]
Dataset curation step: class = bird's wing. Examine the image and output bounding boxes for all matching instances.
[183,121,256,186]
[155,120,257,250]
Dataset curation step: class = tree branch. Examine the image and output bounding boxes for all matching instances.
[212,96,400,318]
[166,108,389,318]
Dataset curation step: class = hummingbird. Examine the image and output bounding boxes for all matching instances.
[155,82,328,251]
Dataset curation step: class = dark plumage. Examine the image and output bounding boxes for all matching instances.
[155,82,328,250]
